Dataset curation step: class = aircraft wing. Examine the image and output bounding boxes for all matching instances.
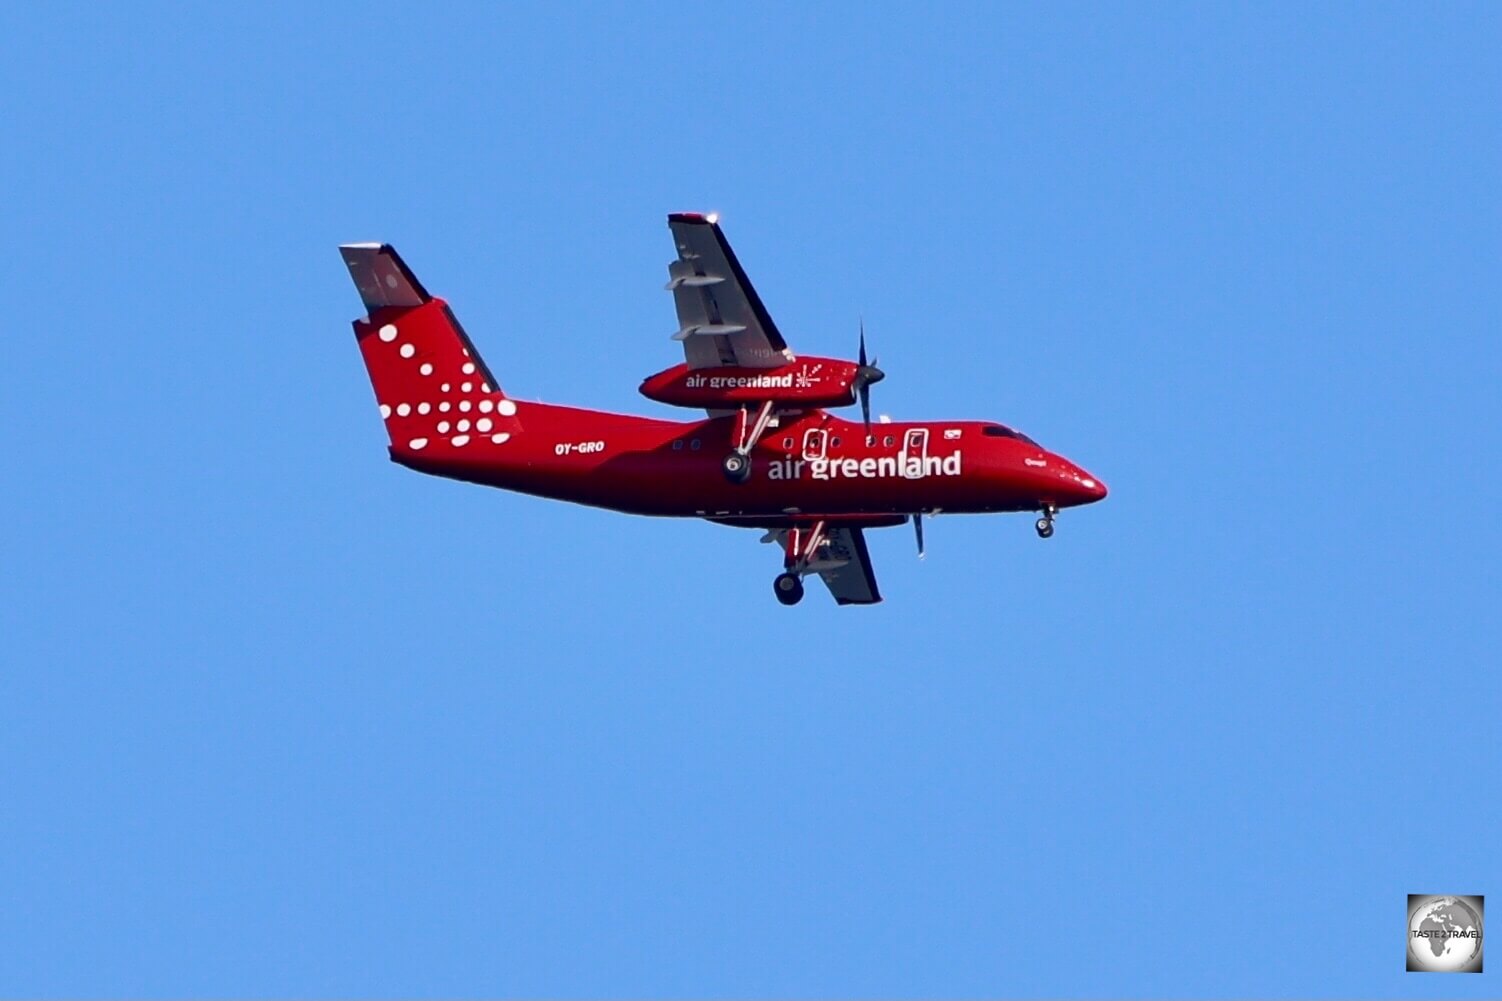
[666,213,796,371]
[767,525,883,605]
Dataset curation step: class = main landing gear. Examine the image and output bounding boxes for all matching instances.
[722,452,751,484]
[774,572,805,605]
[1035,505,1057,539]
[722,400,777,484]
[771,519,828,606]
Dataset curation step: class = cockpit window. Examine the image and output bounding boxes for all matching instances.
[982,424,1038,446]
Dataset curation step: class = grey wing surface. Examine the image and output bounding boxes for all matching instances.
[813,526,882,605]
[666,213,796,371]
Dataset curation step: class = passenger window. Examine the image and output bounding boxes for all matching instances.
[782,437,793,448]
[883,435,895,447]
[831,437,842,448]
[690,439,701,450]
[672,440,683,450]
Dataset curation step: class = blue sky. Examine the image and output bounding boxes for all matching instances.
[3,3,1498,996]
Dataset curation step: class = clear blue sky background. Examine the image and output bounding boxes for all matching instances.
[3,3,1498,997]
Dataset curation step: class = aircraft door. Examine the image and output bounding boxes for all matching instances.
[901,428,928,470]
[802,428,827,461]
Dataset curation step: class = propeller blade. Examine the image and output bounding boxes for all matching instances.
[855,318,884,442]
[914,512,925,559]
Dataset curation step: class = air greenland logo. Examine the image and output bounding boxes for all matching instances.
[685,372,794,390]
[683,362,824,392]
[767,453,963,481]
[794,363,824,388]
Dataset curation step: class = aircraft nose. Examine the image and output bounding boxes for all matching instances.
[1050,457,1107,506]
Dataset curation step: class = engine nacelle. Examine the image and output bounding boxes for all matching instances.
[639,356,861,410]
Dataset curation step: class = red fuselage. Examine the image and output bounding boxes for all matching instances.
[391,400,1106,525]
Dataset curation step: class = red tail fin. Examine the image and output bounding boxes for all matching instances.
[341,244,521,455]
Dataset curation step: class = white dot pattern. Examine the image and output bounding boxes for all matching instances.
[375,328,518,450]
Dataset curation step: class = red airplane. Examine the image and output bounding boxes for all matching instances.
[340,213,1106,605]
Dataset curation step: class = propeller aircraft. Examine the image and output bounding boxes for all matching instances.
[340,213,1106,605]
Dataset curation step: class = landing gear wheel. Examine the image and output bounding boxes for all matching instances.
[722,451,752,484]
[1035,517,1055,539]
[774,572,805,605]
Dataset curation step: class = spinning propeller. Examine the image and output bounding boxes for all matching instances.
[853,320,886,442]
[849,319,920,556]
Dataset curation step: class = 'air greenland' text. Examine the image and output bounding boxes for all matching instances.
[766,453,963,481]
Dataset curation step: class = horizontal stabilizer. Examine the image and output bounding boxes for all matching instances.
[340,243,431,312]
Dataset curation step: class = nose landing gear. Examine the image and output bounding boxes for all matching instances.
[1035,505,1057,539]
